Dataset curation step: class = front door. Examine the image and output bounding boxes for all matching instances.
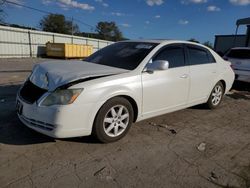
[142,45,190,119]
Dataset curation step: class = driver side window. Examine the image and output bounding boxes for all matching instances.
[153,47,185,68]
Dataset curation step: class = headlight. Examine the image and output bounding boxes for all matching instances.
[41,89,83,106]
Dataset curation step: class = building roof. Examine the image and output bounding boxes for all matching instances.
[236,17,250,26]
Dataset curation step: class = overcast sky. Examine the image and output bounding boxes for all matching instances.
[2,0,250,43]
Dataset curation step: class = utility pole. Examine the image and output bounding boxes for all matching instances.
[71,17,73,44]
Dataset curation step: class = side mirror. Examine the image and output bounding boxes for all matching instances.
[145,60,169,73]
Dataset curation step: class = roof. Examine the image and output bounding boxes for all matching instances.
[236,17,250,26]
[122,39,203,45]
[122,39,173,44]
[215,34,246,37]
[119,39,211,50]
[231,47,250,50]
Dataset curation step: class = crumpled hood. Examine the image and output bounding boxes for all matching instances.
[29,60,128,91]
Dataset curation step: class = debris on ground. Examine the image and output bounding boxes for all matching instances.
[197,142,206,152]
[149,122,167,128]
[149,122,177,134]
[94,166,106,176]
[169,129,177,134]
[209,171,218,182]
[0,99,5,103]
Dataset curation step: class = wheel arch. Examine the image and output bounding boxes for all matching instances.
[219,79,226,94]
[93,94,139,126]
[116,95,138,123]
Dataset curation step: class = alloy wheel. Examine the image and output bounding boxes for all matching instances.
[211,85,223,106]
[103,105,129,137]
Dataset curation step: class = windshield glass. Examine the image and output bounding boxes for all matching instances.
[85,42,158,70]
[227,49,250,59]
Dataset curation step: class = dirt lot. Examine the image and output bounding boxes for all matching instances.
[0,58,250,188]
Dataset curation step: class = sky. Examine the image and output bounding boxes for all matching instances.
[1,0,250,43]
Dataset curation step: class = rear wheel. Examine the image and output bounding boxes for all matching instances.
[206,81,224,109]
[92,97,134,143]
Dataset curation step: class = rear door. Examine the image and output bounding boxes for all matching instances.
[186,44,218,104]
[142,44,190,118]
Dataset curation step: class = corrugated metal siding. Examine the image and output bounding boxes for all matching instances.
[0,25,113,58]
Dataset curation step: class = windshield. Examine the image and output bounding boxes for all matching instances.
[85,42,158,70]
[226,49,250,59]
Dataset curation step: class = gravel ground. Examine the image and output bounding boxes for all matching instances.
[0,58,250,188]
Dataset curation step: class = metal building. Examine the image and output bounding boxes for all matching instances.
[214,17,250,55]
[0,25,113,58]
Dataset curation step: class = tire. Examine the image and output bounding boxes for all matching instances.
[206,81,224,109]
[92,97,134,143]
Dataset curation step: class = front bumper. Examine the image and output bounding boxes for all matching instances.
[16,94,96,138]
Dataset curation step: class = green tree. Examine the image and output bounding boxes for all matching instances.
[40,14,79,35]
[203,41,213,49]
[96,21,123,41]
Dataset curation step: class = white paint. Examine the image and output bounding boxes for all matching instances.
[17,40,235,138]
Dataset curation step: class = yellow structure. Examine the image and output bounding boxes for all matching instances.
[46,43,93,58]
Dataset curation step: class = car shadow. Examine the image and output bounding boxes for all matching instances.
[227,81,250,100]
[189,104,208,110]
[232,81,250,92]
[0,84,99,146]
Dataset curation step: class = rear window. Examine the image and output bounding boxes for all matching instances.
[226,49,250,59]
[188,47,210,65]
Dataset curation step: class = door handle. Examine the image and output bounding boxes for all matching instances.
[180,74,188,79]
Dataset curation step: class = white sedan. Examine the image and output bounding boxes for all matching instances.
[16,40,235,143]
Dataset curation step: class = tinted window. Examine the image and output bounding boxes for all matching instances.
[188,47,210,65]
[226,49,250,59]
[153,47,185,68]
[207,51,216,62]
[85,42,158,70]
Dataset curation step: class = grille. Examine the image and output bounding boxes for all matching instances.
[19,80,47,104]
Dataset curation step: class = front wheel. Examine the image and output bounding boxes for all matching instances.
[92,97,134,143]
[206,81,224,109]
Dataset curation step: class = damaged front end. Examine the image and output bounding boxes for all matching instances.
[18,60,127,106]
[19,74,111,106]
[39,75,112,106]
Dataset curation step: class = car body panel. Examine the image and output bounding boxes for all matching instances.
[141,66,189,119]
[30,60,128,91]
[17,94,97,137]
[188,63,218,104]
